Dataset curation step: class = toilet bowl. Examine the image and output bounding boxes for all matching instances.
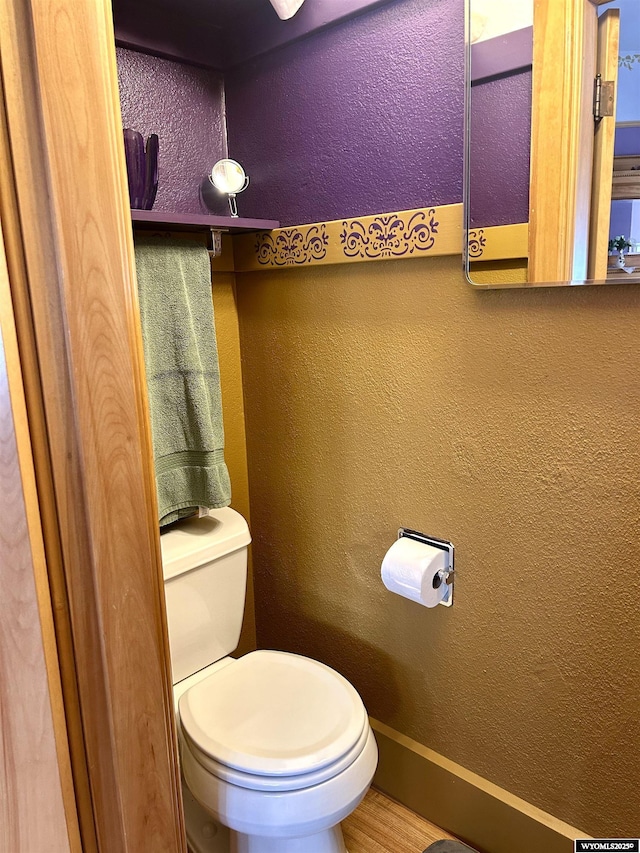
[178,652,377,853]
[161,509,378,853]
[175,653,378,853]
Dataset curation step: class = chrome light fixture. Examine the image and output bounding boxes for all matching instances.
[209,159,250,217]
[269,0,305,20]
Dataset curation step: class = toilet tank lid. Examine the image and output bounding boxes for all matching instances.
[160,507,251,581]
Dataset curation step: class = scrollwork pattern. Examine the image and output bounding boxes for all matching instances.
[619,54,640,71]
[468,229,487,259]
[340,210,439,260]
[255,225,329,266]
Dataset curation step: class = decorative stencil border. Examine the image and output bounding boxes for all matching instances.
[467,222,528,262]
[467,229,487,259]
[233,204,528,272]
[341,209,440,259]
[254,224,329,266]
[619,54,640,71]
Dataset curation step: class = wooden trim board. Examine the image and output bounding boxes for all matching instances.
[0,0,186,848]
[528,0,598,282]
[611,171,640,200]
[588,9,619,280]
[0,20,102,850]
[370,718,589,853]
[0,207,76,853]
[467,223,528,262]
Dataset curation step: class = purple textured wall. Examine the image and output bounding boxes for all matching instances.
[224,0,464,226]
[469,69,532,227]
[116,0,526,227]
[470,27,532,83]
[225,0,395,70]
[615,125,640,156]
[116,47,228,215]
[113,0,393,72]
[610,200,633,243]
[113,0,228,70]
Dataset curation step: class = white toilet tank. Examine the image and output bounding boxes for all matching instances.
[160,507,251,684]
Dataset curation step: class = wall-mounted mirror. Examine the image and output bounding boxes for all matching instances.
[465,0,640,287]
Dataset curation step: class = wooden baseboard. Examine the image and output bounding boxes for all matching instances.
[370,718,588,853]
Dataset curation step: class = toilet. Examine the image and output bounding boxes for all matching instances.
[160,507,378,853]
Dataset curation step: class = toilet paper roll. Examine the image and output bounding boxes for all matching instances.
[381,536,448,607]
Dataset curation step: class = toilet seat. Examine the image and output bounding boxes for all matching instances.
[179,650,368,786]
[182,713,370,792]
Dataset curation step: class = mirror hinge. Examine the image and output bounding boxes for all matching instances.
[593,73,615,122]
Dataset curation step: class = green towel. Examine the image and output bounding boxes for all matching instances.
[134,235,231,526]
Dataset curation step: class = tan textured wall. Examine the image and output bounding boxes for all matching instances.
[212,273,255,655]
[235,256,640,836]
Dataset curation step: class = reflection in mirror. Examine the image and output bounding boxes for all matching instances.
[465,0,640,287]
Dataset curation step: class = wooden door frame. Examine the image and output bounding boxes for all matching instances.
[0,200,79,853]
[588,8,620,280]
[528,0,600,283]
[0,0,186,849]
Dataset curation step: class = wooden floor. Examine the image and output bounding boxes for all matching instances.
[342,788,457,853]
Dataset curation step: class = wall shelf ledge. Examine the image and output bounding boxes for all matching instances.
[131,209,280,234]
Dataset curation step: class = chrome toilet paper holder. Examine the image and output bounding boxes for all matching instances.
[398,527,455,607]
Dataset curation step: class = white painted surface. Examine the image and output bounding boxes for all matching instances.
[470,0,533,43]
